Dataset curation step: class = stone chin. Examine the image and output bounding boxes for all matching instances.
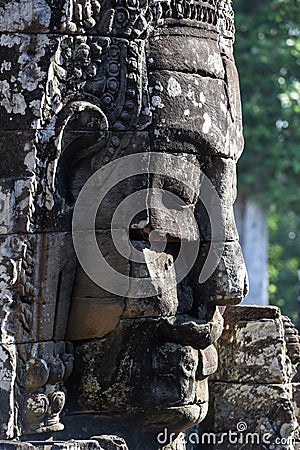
[64,311,220,438]
[60,400,209,444]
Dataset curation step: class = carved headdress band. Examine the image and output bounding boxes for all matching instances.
[62,0,235,40]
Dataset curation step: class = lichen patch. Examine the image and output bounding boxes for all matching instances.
[202,113,212,134]
[167,76,182,97]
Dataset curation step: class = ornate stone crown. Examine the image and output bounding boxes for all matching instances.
[61,0,235,39]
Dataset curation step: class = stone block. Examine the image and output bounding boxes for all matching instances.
[91,435,129,450]
[0,34,59,130]
[66,297,125,341]
[0,1,53,33]
[210,383,298,445]
[0,131,37,179]
[0,178,35,235]
[147,34,225,79]
[0,443,35,450]
[93,135,150,232]
[223,304,281,321]
[147,153,202,242]
[67,230,129,340]
[215,305,293,384]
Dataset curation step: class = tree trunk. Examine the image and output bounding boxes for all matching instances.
[234,195,269,306]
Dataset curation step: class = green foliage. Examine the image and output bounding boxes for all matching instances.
[268,211,300,322]
[234,0,300,320]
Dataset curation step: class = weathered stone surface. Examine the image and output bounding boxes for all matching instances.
[146,153,201,242]
[18,341,73,436]
[51,442,102,450]
[195,156,238,242]
[0,178,35,235]
[125,243,179,318]
[67,318,210,435]
[200,306,300,450]
[189,241,248,307]
[147,34,225,79]
[293,383,300,438]
[294,380,300,409]
[0,344,16,440]
[67,232,128,340]
[148,69,243,160]
[0,0,235,40]
[0,131,38,179]
[283,316,300,367]
[214,306,294,384]
[223,304,281,321]
[198,345,218,378]
[0,34,59,130]
[66,296,125,341]
[0,341,73,439]
[210,383,298,440]
[0,443,35,450]
[92,435,129,450]
[0,233,76,344]
[0,0,52,33]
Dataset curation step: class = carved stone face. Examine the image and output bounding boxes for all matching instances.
[63,11,248,440]
[0,0,246,443]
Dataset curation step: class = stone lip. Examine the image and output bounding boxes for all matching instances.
[157,314,218,350]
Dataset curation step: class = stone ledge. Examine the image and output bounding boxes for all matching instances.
[0,436,129,450]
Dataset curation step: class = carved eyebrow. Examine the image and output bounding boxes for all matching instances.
[150,127,223,157]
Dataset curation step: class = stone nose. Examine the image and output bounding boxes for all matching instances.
[189,240,248,308]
